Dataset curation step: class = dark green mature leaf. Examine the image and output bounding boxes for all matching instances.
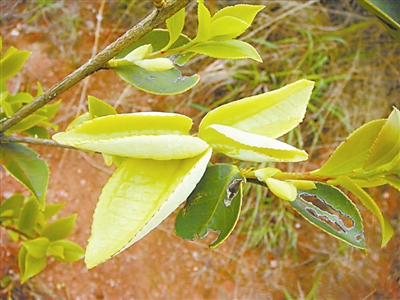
[18,196,40,236]
[18,246,47,284]
[48,240,85,262]
[356,0,400,43]
[0,143,49,209]
[114,65,199,95]
[289,183,365,250]
[175,164,245,248]
[40,214,77,241]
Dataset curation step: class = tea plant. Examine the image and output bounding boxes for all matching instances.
[1,0,398,283]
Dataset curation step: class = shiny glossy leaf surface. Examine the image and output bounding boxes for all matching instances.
[85,148,212,268]
[199,79,314,138]
[289,183,366,250]
[201,124,308,162]
[53,113,209,160]
[0,143,49,208]
[175,164,245,248]
[188,40,262,62]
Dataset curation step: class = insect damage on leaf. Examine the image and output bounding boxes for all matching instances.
[224,178,244,206]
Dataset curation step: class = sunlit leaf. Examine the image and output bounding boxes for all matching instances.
[85,148,212,269]
[193,2,211,42]
[43,202,66,219]
[199,79,314,138]
[332,176,394,247]
[0,46,31,80]
[210,16,249,41]
[175,164,245,248]
[48,240,85,262]
[165,8,186,50]
[53,113,209,160]
[0,194,24,219]
[0,143,49,209]
[385,177,400,191]
[201,124,308,162]
[187,40,262,62]
[19,247,47,284]
[211,4,265,24]
[18,196,40,235]
[21,237,50,259]
[265,178,297,201]
[289,183,366,250]
[364,107,400,171]
[313,119,385,176]
[66,112,90,130]
[88,96,117,119]
[40,214,77,242]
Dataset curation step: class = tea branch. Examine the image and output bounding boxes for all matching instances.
[0,135,77,150]
[0,0,193,134]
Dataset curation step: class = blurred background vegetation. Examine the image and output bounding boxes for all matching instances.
[1,0,399,299]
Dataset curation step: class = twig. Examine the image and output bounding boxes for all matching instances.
[0,135,77,150]
[0,0,193,133]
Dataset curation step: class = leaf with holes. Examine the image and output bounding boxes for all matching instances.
[85,148,212,269]
[0,143,49,209]
[175,164,245,248]
[332,176,394,247]
[289,183,365,250]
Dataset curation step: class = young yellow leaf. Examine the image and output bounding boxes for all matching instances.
[85,148,212,268]
[53,113,209,160]
[364,107,400,171]
[254,167,281,181]
[133,58,174,71]
[210,16,250,41]
[194,2,211,42]
[164,8,186,50]
[124,44,152,61]
[199,79,314,138]
[265,178,297,201]
[211,4,265,24]
[201,124,308,162]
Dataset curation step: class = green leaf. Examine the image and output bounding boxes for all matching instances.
[0,194,24,219]
[40,214,77,241]
[18,247,47,284]
[210,16,249,41]
[18,196,40,235]
[24,126,50,139]
[332,176,394,247]
[385,177,400,191]
[4,114,47,135]
[66,112,90,130]
[165,8,186,50]
[356,0,400,43]
[0,46,31,80]
[200,124,308,162]
[313,119,385,176]
[36,99,62,121]
[364,107,400,171]
[211,4,265,25]
[85,148,212,269]
[43,202,66,219]
[199,79,314,138]
[193,2,211,42]
[48,240,85,262]
[113,64,199,95]
[88,95,117,119]
[175,164,245,248]
[265,178,297,201]
[289,183,366,250]
[0,143,49,208]
[53,113,209,160]
[21,237,50,259]
[187,40,262,62]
